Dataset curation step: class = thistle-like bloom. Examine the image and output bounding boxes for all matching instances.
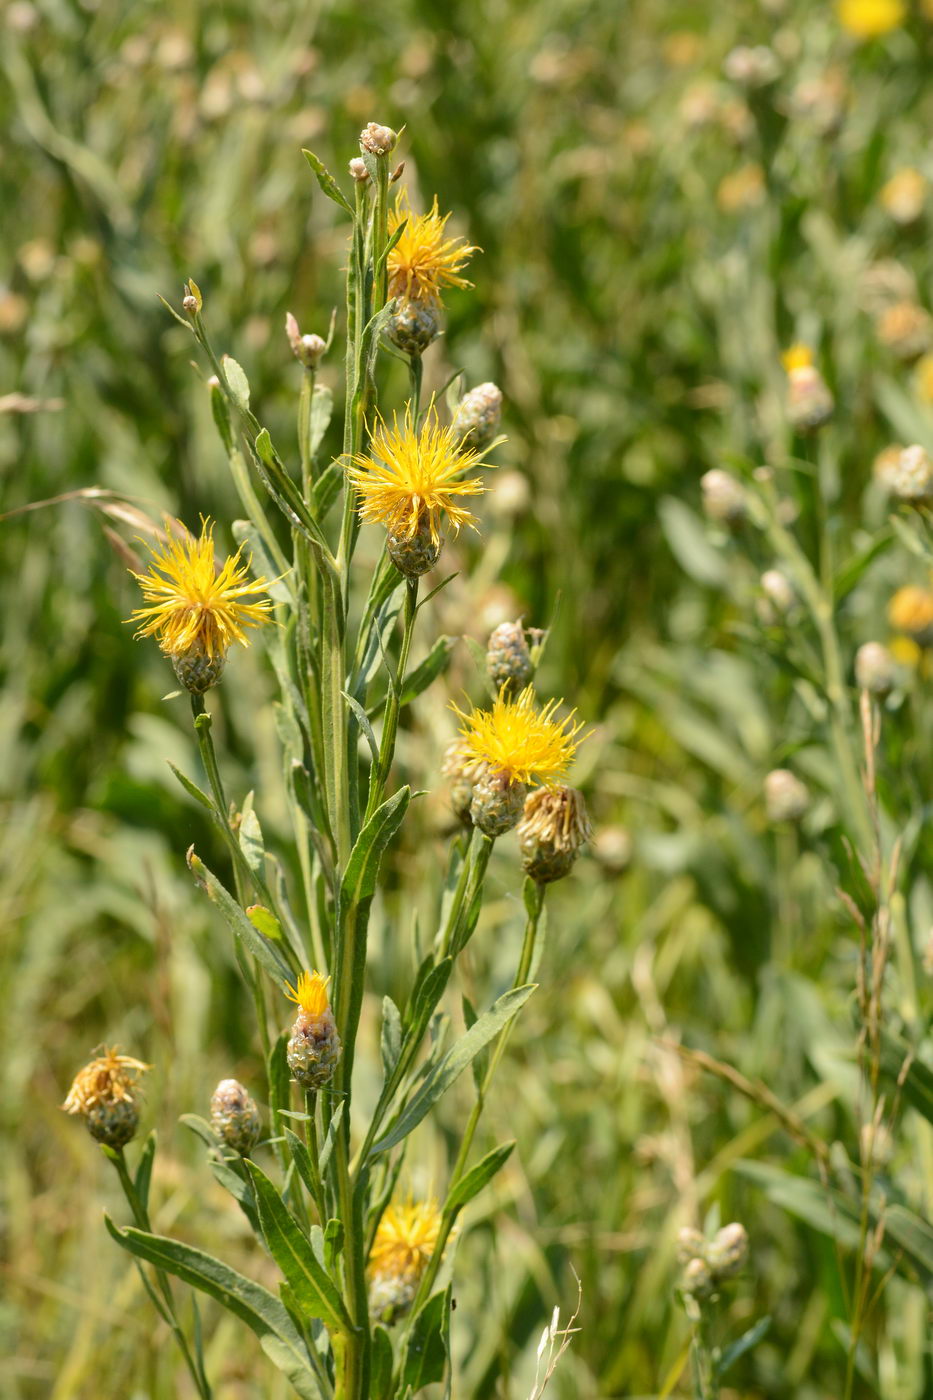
[388,194,478,306]
[368,1198,442,1323]
[517,785,592,884]
[63,1047,150,1149]
[453,687,583,787]
[837,0,905,39]
[129,520,273,691]
[347,406,496,548]
[889,585,933,646]
[285,971,342,1090]
[210,1078,262,1156]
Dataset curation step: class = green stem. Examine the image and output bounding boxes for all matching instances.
[365,578,418,822]
[303,1090,329,1224]
[691,1306,720,1400]
[439,829,495,960]
[110,1150,213,1400]
[407,352,423,418]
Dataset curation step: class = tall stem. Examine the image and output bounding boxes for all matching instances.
[365,578,418,822]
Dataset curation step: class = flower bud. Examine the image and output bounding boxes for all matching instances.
[486,620,534,693]
[676,1226,707,1265]
[386,297,441,355]
[706,1222,748,1279]
[758,569,795,624]
[470,768,528,837]
[62,1048,150,1150]
[873,443,904,491]
[452,382,503,450]
[517,785,592,884]
[387,512,442,578]
[890,443,933,503]
[682,1256,716,1299]
[701,469,746,524]
[210,1078,261,1156]
[764,768,809,823]
[348,156,370,183]
[285,972,342,1091]
[285,311,326,369]
[441,741,485,825]
[359,122,398,157]
[787,364,834,432]
[723,44,780,87]
[855,641,897,695]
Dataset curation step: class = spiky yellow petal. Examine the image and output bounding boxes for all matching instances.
[128,519,274,659]
[284,970,331,1018]
[388,194,478,306]
[837,0,905,39]
[368,1199,442,1285]
[62,1047,151,1115]
[782,344,813,374]
[453,686,584,786]
[347,405,497,544]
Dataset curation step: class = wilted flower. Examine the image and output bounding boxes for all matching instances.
[517,785,592,884]
[368,1199,442,1323]
[348,405,497,577]
[359,122,398,157]
[764,768,809,823]
[876,301,933,361]
[128,520,274,693]
[873,443,905,490]
[210,1078,262,1156]
[888,585,933,646]
[837,0,905,40]
[701,469,746,524]
[880,168,926,225]
[889,444,933,503]
[63,1047,150,1150]
[855,641,897,695]
[284,971,342,1090]
[387,193,478,308]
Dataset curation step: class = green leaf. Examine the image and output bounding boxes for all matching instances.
[232,519,294,605]
[401,1288,450,1391]
[180,1113,219,1151]
[400,636,455,706]
[239,795,265,877]
[381,996,402,1080]
[878,1028,933,1125]
[339,787,410,911]
[222,355,251,412]
[832,531,893,604]
[268,1033,292,1144]
[884,1205,933,1283]
[718,1316,771,1376]
[444,1142,515,1215]
[318,1101,344,1176]
[187,849,294,989]
[211,1160,260,1233]
[259,1336,325,1400]
[103,1215,315,1375]
[134,1131,156,1210]
[167,761,214,811]
[302,149,354,216]
[245,1160,351,1333]
[308,384,333,457]
[342,690,380,768]
[248,905,284,942]
[659,495,729,588]
[371,1323,394,1400]
[283,1128,321,1203]
[407,955,452,1034]
[371,986,535,1155]
[310,460,343,519]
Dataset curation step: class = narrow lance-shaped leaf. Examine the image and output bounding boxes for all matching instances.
[444,1142,515,1216]
[187,848,295,989]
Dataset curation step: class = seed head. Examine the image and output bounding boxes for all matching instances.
[764,768,809,823]
[700,469,746,524]
[890,444,933,503]
[63,1047,150,1149]
[359,122,398,157]
[128,519,274,690]
[284,971,342,1090]
[873,443,905,491]
[388,193,478,307]
[368,1198,442,1324]
[517,785,592,884]
[210,1078,262,1156]
[723,44,779,87]
[855,641,897,696]
[452,382,504,450]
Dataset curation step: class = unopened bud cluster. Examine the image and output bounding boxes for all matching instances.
[678,1221,749,1300]
[764,767,809,823]
[486,620,534,692]
[210,1078,261,1156]
[452,382,503,450]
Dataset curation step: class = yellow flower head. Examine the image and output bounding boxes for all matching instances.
[347,405,496,544]
[837,0,905,39]
[369,1198,442,1287]
[888,585,933,644]
[62,1047,150,1115]
[129,520,273,660]
[453,686,584,786]
[388,193,478,306]
[284,970,331,1019]
[782,343,814,374]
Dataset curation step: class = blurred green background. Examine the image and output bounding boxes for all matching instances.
[5,0,933,1395]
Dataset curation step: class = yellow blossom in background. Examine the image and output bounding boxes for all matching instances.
[888,585,933,646]
[347,405,496,544]
[284,969,332,1018]
[369,1199,441,1289]
[880,168,926,224]
[837,0,905,39]
[129,520,273,660]
[913,353,933,401]
[782,344,814,373]
[716,164,765,214]
[387,193,478,305]
[890,635,922,667]
[453,686,584,786]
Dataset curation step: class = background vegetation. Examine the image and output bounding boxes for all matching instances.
[5,0,933,1395]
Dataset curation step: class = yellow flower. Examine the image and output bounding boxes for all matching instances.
[62,1047,150,1115]
[837,0,905,39]
[129,519,273,660]
[284,970,332,1018]
[782,344,814,374]
[914,353,933,402]
[388,193,478,306]
[888,585,933,645]
[369,1199,442,1289]
[880,167,926,224]
[453,686,584,786]
[347,405,496,544]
